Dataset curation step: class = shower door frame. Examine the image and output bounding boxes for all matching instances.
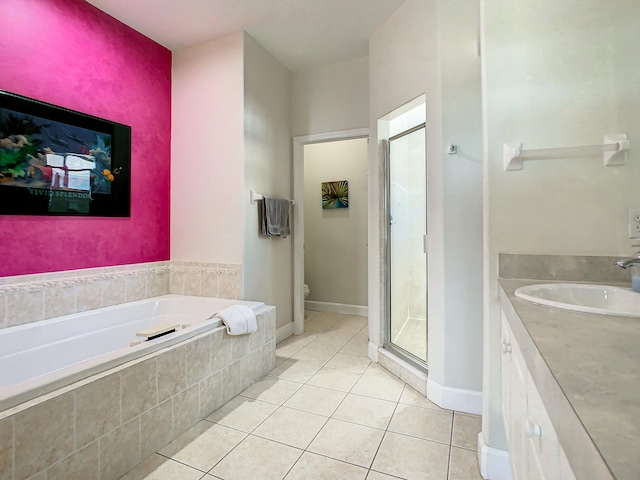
[383,122,428,372]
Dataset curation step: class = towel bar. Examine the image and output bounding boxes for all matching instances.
[250,189,294,205]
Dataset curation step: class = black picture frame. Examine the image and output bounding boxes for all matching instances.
[0,90,131,217]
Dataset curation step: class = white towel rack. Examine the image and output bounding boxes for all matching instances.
[250,189,294,205]
[503,133,630,171]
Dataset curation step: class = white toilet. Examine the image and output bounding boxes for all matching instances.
[303,283,310,299]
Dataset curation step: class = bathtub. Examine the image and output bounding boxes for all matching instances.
[0,294,265,412]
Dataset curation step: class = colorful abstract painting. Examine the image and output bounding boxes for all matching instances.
[322,180,349,209]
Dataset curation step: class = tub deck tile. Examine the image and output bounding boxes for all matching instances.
[75,372,121,449]
[121,359,158,423]
[0,416,13,480]
[99,418,141,480]
[14,392,75,480]
[46,441,99,480]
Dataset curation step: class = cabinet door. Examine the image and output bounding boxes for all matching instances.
[525,369,559,480]
[501,314,512,441]
[508,323,529,480]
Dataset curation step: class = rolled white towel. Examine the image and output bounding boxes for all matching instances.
[212,305,257,335]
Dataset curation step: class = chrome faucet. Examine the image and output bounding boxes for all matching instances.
[615,257,640,269]
[615,245,640,269]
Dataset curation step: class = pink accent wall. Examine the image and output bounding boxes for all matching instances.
[0,0,171,277]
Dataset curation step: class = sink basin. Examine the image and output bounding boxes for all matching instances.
[514,283,640,318]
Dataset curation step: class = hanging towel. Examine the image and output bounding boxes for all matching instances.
[211,305,257,335]
[261,196,290,238]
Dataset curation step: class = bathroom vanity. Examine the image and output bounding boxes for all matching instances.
[499,279,639,480]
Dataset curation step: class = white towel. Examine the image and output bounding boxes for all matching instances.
[213,305,257,335]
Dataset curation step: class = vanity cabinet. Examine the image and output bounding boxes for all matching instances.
[501,312,576,480]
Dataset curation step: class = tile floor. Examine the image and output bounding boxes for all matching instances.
[122,311,482,480]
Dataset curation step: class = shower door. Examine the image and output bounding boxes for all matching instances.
[385,124,427,366]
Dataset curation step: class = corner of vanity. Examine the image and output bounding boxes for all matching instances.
[499,275,639,480]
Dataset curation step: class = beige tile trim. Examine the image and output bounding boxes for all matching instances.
[171,265,239,276]
[0,265,170,294]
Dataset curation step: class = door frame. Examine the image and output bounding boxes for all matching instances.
[292,128,369,335]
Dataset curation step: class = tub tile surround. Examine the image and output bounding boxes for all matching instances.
[0,260,244,329]
[0,306,276,480]
[170,261,242,299]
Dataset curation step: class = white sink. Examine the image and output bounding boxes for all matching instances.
[514,283,640,318]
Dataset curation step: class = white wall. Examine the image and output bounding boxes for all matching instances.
[243,34,293,329]
[291,57,369,136]
[369,0,483,405]
[437,0,483,393]
[303,138,368,307]
[171,32,245,264]
[482,0,640,452]
[369,0,439,363]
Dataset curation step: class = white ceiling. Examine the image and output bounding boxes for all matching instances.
[85,0,405,71]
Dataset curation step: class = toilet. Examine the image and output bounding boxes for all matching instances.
[303,283,310,299]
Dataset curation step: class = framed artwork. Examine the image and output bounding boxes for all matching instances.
[0,90,131,216]
[322,180,349,209]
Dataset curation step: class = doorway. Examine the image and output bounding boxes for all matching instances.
[292,128,369,335]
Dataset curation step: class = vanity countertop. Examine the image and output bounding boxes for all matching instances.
[499,278,640,480]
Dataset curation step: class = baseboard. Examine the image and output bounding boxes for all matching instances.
[426,378,482,415]
[304,300,368,317]
[368,341,379,362]
[276,321,294,343]
[478,433,512,480]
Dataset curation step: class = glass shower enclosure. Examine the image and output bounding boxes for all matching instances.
[385,123,427,367]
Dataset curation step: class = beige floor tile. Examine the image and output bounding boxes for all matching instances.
[269,359,322,382]
[451,413,482,451]
[327,315,366,328]
[276,334,318,357]
[366,471,403,480]
[283,385,347,417]
[205,396,278,432]
[303,314,344,334]
[308,419,385,468]
[325,353,371,373]
[290,346,337,366]
[371,432,449,480]
[448,446,483,479]
[210,435,303,480]
[120,454,204,480]
[239,376,302,405]
[253,406,328,449]
[332,394,397,430]
[306,367,362,392]
[388,403,453,444]
[158,421,246,472]
[351,373,405,402]
[400,385,447,411]
[305,333,351,353]
[284,451,368,480]
[339,336,369,357]
[304,310,323,321]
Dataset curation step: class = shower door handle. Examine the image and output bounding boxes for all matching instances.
[423,235,428,254]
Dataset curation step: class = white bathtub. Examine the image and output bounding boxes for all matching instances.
[0,294,265,412]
